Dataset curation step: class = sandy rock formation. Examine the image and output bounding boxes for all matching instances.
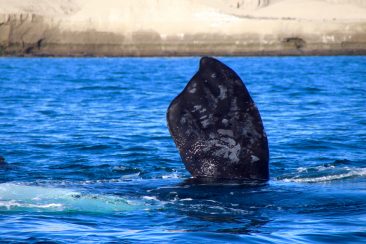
[0,0,365,56]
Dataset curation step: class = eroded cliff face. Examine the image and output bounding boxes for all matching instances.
[325,0,366,8]
[0,0,365,56]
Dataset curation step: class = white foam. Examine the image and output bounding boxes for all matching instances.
[142,196,159,201]
[180,198,193,201]
[281,168,366,183]
[162,173,179,179]
[0,183,137,213]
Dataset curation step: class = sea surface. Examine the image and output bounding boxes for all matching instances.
[0,56,365,243]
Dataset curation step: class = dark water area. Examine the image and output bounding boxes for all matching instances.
[0,56,365,243]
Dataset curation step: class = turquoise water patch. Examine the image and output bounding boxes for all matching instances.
[0,183,137,213]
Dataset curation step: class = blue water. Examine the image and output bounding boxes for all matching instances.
[0,56,365,243]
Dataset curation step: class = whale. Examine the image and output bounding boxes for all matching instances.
[0,156,6,165]
[167,57,269,180]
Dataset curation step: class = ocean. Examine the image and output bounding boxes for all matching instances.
[0,56,365,243]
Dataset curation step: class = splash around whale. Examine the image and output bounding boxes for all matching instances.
[167,57,269,180]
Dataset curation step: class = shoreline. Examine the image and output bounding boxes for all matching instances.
[1,1,366,57]
[2,49,366,57]
[2,51,366,58]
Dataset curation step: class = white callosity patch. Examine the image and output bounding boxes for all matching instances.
[200,159,218,176]
[240,117,262,145]
[188,83,197,94]
[213,142,241,163]
[192,104,207,114]
[185,140,209,164]
[201,119,211,128]
[187,133,242,176]
[218,85,227,100]
[217,129,234,137]
[203,86,219,106]
[189,141,206,156]
[226,96,262,148]
[204,137,241,164]
[251,155,260,163]
[192,105,202,112]
[229,97,241,119]
[179,108,202,136]
[200,114,213,128]
[180,117,187,124]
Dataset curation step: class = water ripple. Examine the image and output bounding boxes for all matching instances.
[0,57,365,242]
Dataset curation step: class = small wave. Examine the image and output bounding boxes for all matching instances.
[162,173,180,179]
[13,174,145,187]
[79,144,112,151]
[142,196,159,201]
[0,183,138,213]
[78,85,128,91]
[279,166,366,183]
[0,201,64,211]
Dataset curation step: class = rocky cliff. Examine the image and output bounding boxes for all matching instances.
[0,0,365,56]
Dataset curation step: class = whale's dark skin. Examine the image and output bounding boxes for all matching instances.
[0,156,5,165]
[167,57,269,180]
